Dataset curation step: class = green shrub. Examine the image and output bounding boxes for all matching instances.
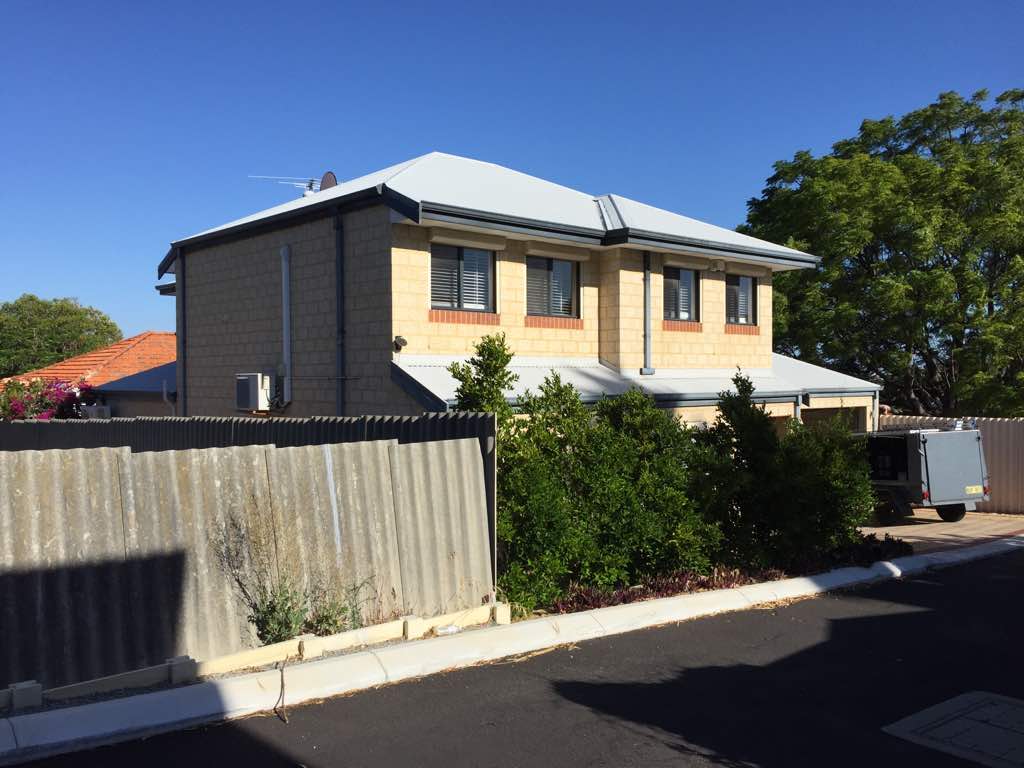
[773,417,876,570]
[304,583,364,636]
[249,579,307,645]
[453,336,881,612]
[691,373,876,571]
[214,501,371,645]
[498,375,718,612]
[447,332,518,425]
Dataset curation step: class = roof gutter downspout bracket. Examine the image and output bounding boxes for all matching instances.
[334,211,346,416]
[640,250,654,375]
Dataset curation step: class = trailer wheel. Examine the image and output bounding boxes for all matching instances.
[937,504,967,523]
[873,498,901,524]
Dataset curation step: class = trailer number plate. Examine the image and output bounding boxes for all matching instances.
[965,485,983,495]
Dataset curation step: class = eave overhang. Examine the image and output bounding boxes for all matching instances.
[157,184,422,277]
[158,186,817,277]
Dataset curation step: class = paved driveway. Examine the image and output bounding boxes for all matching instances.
[862,510,1024,553]
[31,548,1024,767]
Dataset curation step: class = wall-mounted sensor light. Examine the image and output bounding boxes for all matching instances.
[393,336,408,352]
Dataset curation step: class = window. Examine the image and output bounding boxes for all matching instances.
[663,267,700,321]
[430,244,495,311]
[526,257,579,317]
[726,274,757,324]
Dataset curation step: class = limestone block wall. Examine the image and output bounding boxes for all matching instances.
[182,218,338,416]
[343,210,421,415]
[179,207,421,417]
[650,253,773,371]
[391,224,599,359]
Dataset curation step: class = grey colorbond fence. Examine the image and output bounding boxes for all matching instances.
[0,412,498,581]
[0,438,492,689]
[879,415,1024,515]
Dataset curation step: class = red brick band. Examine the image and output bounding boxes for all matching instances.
[662,320,702,333]
[525,315,583,329]
[428,309,501,325]
[724,323,759,335]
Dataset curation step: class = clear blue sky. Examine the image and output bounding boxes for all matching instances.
[1,1,1020,336]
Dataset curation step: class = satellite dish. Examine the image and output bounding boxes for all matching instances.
[320,171,337,191]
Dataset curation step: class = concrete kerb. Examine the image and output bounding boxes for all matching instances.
[2,534,1021,766]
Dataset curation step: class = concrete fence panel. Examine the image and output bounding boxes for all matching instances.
[0,436,493,689]
[265,441,406,623]
[0,412,498,582]
[0,448,186,688]
[879,415,1024,514]
[122,446,271,662]
[389,438,493,617]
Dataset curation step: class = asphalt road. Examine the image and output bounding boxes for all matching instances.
[34,548,1024,767]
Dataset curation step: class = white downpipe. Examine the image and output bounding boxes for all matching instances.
[162,380,175,416]
[281,246,293,404]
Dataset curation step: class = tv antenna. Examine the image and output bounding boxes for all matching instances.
[248,171,337,198]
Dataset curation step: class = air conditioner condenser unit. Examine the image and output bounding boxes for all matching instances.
[235,372,274,411]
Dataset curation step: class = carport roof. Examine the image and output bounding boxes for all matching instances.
[391,353,879,411]
[95,361,177,394]
[160,152,817,276]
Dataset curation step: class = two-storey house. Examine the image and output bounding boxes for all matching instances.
[157,152,879,429]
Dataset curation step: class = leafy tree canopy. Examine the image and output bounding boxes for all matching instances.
[0,294,122,378]
[742,89,1024,416]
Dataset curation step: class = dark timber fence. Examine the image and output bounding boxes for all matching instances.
[0,413,499,578]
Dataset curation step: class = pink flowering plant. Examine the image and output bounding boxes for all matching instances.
[0,378,96,421]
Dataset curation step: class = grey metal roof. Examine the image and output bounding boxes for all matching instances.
[162,152,817,275]
[599,194,810,261]
[95,362,177,394]
[392,353,878,410]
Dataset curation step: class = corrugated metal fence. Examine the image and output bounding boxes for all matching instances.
[879,415,1024,515]
[0,438,492,689]
[0,412,497,581]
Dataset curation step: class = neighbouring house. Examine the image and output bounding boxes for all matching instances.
[156,152,880,429]
[1,331,177,417]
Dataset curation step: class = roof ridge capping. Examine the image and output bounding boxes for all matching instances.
[399,151,598,198]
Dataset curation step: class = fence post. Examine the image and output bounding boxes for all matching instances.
[487,412,497,597]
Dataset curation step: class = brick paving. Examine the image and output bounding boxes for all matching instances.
[862,510,1024,554]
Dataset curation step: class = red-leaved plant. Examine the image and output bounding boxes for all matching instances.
[551,567,787,613]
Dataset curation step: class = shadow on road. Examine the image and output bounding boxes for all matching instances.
[553,552,1024,767]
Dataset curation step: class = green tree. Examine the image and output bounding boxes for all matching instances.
[0,294,122,378]
[743,89,1024,416]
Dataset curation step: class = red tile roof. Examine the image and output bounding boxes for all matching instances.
[3,332,176,388]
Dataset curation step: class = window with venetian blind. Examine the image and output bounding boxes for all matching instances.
[526,257,578,317]
[430,244,495,312]
[725,274,757,324]
[663,267,700,321]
